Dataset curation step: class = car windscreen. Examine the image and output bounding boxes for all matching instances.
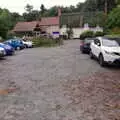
[84,39,93,44]
[102,38,120,47]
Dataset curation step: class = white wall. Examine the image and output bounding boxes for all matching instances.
[46,25,59,34]
[60,25,103,38]
[46,25,60,38]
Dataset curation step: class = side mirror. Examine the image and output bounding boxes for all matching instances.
[97,43,101,46]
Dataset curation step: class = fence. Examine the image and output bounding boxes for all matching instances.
[60,11,106,28]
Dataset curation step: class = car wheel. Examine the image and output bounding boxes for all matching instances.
[90,51,94,59]
[16,47,20,50]
[99,54,105,67]
[25,44,28,48]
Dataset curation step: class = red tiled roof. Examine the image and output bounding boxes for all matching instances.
[13,17,59,32]
[39,17,59,26]
[13,21,38,32]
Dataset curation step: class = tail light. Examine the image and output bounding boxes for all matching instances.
[80,41,84,46]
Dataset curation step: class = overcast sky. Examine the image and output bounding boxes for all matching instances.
[0,0,85,14]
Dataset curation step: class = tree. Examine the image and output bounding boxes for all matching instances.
[25,4,33,13]
[66,27,73,39]
[106,6,120,29]
[46,6,58,17]
[83,0,117,13]
[23,10,40,21]
[40,4,46,16]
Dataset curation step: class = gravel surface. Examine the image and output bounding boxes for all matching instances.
[0,40,119,120]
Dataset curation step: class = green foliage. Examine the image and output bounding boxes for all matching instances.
[110,27,120,35]
[32,37,62,47]
[23,10,41,21]
[95,31,105,37]
[0,8,23,38]
[83,0,117,12]
[40,4,46,16]
[45,6,58,17]
[25,4,33,13]
[80,31,94,40]
[66,28,73,39]
[106,6,120,29]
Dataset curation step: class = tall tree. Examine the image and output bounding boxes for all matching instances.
[25,4,33,13]
[40,4,46,16]
[83,0,117,13]
[106,6,120,29]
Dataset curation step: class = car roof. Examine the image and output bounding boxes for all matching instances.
[85,38,95,40]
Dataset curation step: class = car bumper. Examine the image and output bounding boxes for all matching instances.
[80,46,91,53]
[104,53,120,64]
[6,50,15,55]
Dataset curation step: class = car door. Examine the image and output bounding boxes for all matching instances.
[93,39,101,57]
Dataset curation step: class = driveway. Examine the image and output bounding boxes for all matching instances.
[0,40,119,120]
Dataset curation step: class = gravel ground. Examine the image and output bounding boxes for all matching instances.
[0,40,119,120]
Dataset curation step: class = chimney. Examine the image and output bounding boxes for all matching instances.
[58,7,61,17]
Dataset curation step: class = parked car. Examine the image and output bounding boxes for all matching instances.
[90,37,120,66]
[0,43,15,55]
[80,38,94,53]
[22,40,33,48]
[4,39,25,50]
[0,47,6,58]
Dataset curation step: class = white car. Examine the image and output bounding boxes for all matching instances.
[22,41,33,48]
[0,47,6,57]
[90,37,120,66]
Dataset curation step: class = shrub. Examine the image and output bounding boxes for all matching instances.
[110,27,120,35]
[32,37,63,47]
[80,31,94,40]
[95,31,105,37]
[66,28,73,39]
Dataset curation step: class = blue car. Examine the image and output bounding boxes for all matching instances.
[0,43,15,55]
[80,38,94,54]
[4,39,25,50]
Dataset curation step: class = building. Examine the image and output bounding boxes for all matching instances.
[13,8,61,38]
[60,24,103,39]
[13,10,103,39]
[13,17,60,38]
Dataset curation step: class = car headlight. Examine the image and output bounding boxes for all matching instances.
[104,50,115,55]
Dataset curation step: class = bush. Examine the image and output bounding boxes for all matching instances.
[80,31,94,40]
[95,31,105,37]
[32,37,63,47]
[110,27,120,35]
[106,7,120,29]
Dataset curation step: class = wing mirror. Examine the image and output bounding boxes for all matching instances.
[97,43,101,46]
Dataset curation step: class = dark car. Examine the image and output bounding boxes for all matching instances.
[0,43,15,55]
[4,39,25,50]
[80,38,94,53]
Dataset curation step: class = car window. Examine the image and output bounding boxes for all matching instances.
[102,38,120,47]
[85,39,93,44]
[94,39,101,45]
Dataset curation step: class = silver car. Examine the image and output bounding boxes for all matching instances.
[0,47,6,57]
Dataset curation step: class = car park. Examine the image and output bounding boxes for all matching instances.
[80,38,93,53]
[0,47,6,58]
[0,43,15,55]
[4,39,25,50]
[90,37,120,66]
